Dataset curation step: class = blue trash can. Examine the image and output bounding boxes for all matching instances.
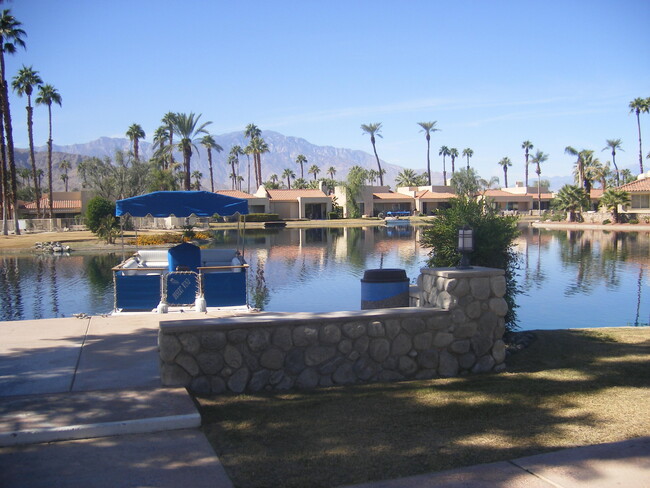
[361,268,409,309]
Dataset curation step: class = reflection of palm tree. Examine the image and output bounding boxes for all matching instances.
[635,267,644,327]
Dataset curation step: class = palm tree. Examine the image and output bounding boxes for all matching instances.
[35,83,62,218]
[59,160,71,192]
[521,141,534,187]
[448,148,458,176]
[168,112,211,191]
[592,160,611,190]
[200,134,222,193]
[293,177,308,189]
[17,167,30,186]
[327,166,336,180]
[249,136,268,189]
[125,123,145,161]
[602,139,623,187]
[438,145,450,186]
[269,174,279,184]
[367,169,378,185]
[361,122,384,185]
[530,150,548,215]
[498,157,512,188]
[600,188,630,223]
[418,121,439,185]
[553,184,588,222]
[282,168,295,189]
[629,97,649,174]
[395,168,420,187]
[308,164,320,181]
[462,148,473,169]
[152,126,169,168]
[227,154,238,189]
[295,154,307,180]
[581,151,600,194]
[244,123,263,187]
[564,146,586,191]
[161,112,178,166]
[12,65,43,217]
[191,170,203,190]
[0,9,26,234]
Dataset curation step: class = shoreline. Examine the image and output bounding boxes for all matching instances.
[530,220,650,232]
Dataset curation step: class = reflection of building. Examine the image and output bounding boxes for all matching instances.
[618,172,650,216]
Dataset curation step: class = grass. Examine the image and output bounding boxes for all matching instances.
[195,328,650,488]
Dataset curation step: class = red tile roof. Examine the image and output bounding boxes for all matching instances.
[216,190,257,199]
[483,190,532,202]
[266,189,329,201]
[373,192,414,201]
[415,190,457,200]
[618,177,650,192]
[21,198,81,210]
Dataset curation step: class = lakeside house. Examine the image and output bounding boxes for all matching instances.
[618,172,650,216]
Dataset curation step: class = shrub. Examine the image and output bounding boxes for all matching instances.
[602,219,611,225]
[328,212,339,220]
[629,219,639,224]
[242,213,281,222]
[85,196,116,233]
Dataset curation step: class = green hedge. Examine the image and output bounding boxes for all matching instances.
[242,213,281,222]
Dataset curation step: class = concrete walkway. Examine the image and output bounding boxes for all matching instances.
[1,314,649,487]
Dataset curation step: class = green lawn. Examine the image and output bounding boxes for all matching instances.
[196,328,650,488]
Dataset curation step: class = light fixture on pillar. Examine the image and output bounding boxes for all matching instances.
[457,225,474,269]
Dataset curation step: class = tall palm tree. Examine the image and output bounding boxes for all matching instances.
[35,83,62,218]
[169,112,211,191]
[308,164,320,181]
[161,112,177,167]
[564,146,585,191]
[448,148,458,176]
[600,188,630,224]
[295,154,307,180]
[521,140,534,187]
[327,166,336,180]
[227,154,238,189]
[59,160,71,192]
[418,121,439,185]
[438,145,450,186]
[244,123,262,187]
[243,145,253,193]
[530,150,548,215]
[462,147,473,169]
[200,134,222,193]
[17,167,30,186]
[282,168,295,189]
[152,126,169,169]
[12,65,43,217]
[249,136,268,189]
[602,139,623,187]
[498,157,512,188]
[230,145,244,182]
[629,97,649,174]
[0,9,26,234]
[361,122,384,185]
[125,123,145,161]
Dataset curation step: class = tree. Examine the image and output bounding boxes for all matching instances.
[420,196,520,330]
[293,177,308,189]
[59,160,71,192]
[530,150,548,215]
[599,188,630,224]
[0,9,26,234]
[552,184,589,222]
[462,147,473,169]
[308,164,320,181]
[12,65,43,217]
[602,139,623,187]
[438,145,450,186]
[629,97,649,174]
[450,167,481,198]
[161,112,178,167]
[592,160,611,190]
[227,154,238,189]
[125,123,145,161]
[295,154,307,180]
[85,196,116,233]
[327,166,336,180]
[367,169,378,185]
[35,83,62,218]
[395,168,421,187]
[448,148,458,176]
[200,134,222,193]
[167,112,211,191]
[565,146,589,191]
[361,122,384,185]
[521,140,533,187]
[78,152,149,200]
[498,157,512,188]
[418,121,439,185]
[248,136,268,189]
[282,168,295,189]
[191,170,203,190]
[344,165,368,218]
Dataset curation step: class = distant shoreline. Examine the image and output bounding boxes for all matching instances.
[530,221,650,232]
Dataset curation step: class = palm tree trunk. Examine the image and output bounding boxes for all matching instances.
[26,99,41,218]
[47,105,54,219]
[636,112,644,174]
[442,156,447,186]
[504,167,508,188]
[0,113,7,235]
[612,151,620,187]
[0,54,20,234]
[524,152,529,188]
[207,149,214,193]
[183,146,191,191]
[426,134,431,186]
[371,138,383,186]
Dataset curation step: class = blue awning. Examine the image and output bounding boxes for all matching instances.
[115,191,249,217]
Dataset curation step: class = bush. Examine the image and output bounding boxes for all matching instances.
[242,213,281,222]
[328,212,339,220]
[85,196,117,234]
[629,219,639,224]
[602,219,611,225]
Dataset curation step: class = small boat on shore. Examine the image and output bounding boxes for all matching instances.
[384,211,411,224]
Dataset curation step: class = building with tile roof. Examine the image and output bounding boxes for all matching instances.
[617,172,650,215]
[254,185,332,219]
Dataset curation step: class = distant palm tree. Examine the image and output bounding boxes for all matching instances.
[282,168,295,189]
[448,148,458,176]
[35,83,62,218]
[17,167,30,187]
[367,169,378,185]
[327,166,336,180]
[168,112,211,191]
[0,9,27,234]
[293,177,308,189]
[530,150,548,215]
[12,65,43,217]
[361,122,384,185]
[418,121,439,185]
[269,174,278,184]
[521,140,534,187]
[249,136,269,189]
[126,123,145,161]
[438,145,450,186]
[602,139,623,187]
[296,154,307,180]
[227,154,238,190]
[59,173,68,192]
[462,148,473,169]
[308,164,320,181]
[600,188,630,224]
[59,160,71,192]
[592,160,611,190]
[244,123,263,187]
[629,97,649,174]
[191,170,203,190]
[498,157,512,188]
[152,126,170,169]
[395,168,420,187]
[564,146,585,191]
[200,135,222,193]
[162,112,178,166]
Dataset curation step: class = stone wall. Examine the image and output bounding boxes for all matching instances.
[159,267,508,395]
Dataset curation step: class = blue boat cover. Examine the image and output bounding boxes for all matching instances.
[115,191,248,217]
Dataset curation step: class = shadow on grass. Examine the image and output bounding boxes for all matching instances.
[197,328,650,488]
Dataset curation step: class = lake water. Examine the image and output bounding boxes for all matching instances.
[0,225,648,330]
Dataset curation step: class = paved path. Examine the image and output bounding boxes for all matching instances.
[1,314,648,487]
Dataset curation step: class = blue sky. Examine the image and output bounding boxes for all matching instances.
[6,0,650,182]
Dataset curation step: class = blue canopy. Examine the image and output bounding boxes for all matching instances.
[116,191,249,217]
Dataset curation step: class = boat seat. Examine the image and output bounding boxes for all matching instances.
[200,249,238,267]
[136,250,169,267]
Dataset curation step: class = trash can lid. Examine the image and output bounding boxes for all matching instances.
[361,268,408,283]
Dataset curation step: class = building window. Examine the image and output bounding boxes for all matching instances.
[631,194,650,209]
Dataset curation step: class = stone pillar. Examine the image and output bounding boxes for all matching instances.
[416,266,507,373]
